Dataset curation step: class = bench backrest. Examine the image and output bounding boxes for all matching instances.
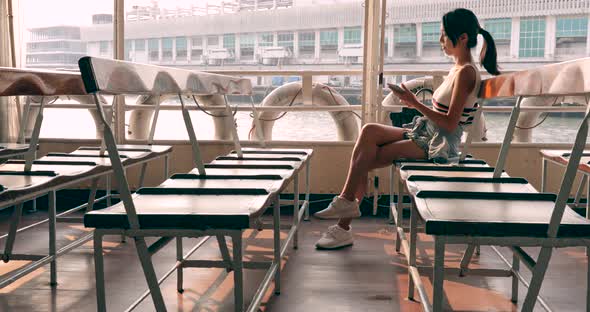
[0,67,89,170]
[78,57,252,96]
[479,57,590,99]
[480,58,590,237]
[78,57,254,230]
[0,67,87,97]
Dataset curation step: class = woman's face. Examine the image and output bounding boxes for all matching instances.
[439,26,456,56]
[440,25,469,58]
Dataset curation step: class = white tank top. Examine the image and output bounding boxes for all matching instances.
[431,63,481,126]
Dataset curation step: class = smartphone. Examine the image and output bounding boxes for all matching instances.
[387,83,405,93]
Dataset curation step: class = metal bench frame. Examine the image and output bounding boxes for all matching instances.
[396,58,590,311]
[0,68,171,289]
[80,57,311,311]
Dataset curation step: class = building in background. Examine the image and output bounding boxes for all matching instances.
[25,26,86,69]
[25,0,590,72]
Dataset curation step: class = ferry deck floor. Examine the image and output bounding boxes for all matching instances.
[0,202,587,312]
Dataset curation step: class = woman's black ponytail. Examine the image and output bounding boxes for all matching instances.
[479,28,500,75]
[443,8,501,76]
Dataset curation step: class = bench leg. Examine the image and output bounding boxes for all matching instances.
[541,159,548,192]
[522,247,553,312]
[115,172,127,243]
[86,178,99,213]
[232,232,244,312]
[164,155,170,179]
[388,165,394,224]
[304,160,310,221]
[459,245,476,276]
[138,163,148,188]
[587,180,590,256]
[176,237,183,293]
[106,175,112,207]
[48,191,57,286]
[433,237,445,312]
[408,201,418,300]
[574,175,587,208]
[587,248,590,311]
[94,233,107,312]
[2,203,23,262]
[216,235,232,271]
[511,251,519,303]
[135,238,167,311]
[274,196,281,294]
[395,178,404,253]
[293,174,299,249]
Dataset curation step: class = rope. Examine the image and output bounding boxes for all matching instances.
[250,88,302,122]
[191,95,237,117]
[515,97,561,130]
[324,86,362,120]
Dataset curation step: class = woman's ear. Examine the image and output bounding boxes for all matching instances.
[458,33,468,45]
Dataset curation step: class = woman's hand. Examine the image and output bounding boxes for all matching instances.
[390,83,419,108]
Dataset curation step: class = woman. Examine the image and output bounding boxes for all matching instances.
[314,8,500,249]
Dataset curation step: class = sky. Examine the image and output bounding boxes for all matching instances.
[16,0,352,28]
[18,0,225,28]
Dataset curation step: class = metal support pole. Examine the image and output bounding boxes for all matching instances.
[512,251,519,303]
[164,155,170,179]
[106,175,112,207]
[48,191,57,286]
[179,94,206,175]
[138,163,148,188]
[293,174,299,249]
[2,203,23,261]
[587,248,590,311]
[86,178,100,212]
[147,95,161,145]
[408,201,418,300]
[176,237,183,293]
[541,158,548,192]
[24,96,47,172]
[216,234,233,270]
[232,232,244,312]
[273,195,281,294]
[522,247,553,312]
[574,175,588,208]
[395,177,404,252]
[135,238,167,310]
[494,96,524,178]
[223,95,243,158]
[304,159,311,221]
[432,237,445,312]
[389,165,394,224]
[17,97,31,144]
[459,245,476,276]
[94,233,107,312]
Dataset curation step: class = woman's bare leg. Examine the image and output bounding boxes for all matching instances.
[338,135,426,230]
[339,124,407,201]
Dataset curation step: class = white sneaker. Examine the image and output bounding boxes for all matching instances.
[315,225,354,250]
[314,196,361,219]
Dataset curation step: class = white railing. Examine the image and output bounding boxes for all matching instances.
[30,103,588,113]
[21,68,588,145]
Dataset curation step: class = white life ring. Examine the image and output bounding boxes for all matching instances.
[251,82,359,141]
[512,97,552,142]
[128,94,166,140]
[128,94,233,140]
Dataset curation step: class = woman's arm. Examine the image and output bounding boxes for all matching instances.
[394,66,476,133]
